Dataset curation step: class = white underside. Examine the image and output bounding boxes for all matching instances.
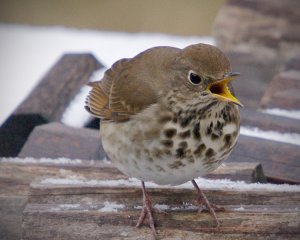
[101,103,239,185]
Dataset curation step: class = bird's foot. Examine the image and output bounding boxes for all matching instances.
[136,181,164,239]
[192,179,224,228]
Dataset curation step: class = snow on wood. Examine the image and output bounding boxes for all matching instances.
[36,176,300,192]
[261,108,300,120]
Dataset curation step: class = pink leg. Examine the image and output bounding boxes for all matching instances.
[192,179,224,228]
[136,181,157,238]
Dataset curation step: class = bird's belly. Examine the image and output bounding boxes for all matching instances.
[100,105,239,185]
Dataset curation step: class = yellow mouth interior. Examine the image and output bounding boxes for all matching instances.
[208,78,243,107]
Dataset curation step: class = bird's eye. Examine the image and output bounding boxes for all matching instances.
[188,71,202,85]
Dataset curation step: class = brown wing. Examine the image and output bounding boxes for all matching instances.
[85,58,159,121]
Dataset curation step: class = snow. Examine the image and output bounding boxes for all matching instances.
[50,204,81,212]
[153,203,198,211]
[240,126,300,146]
[234,206,245,211]
[98,201,125,213]
[60,85,93,127]
[261,108,300,120]
[0,157,84,165]
[0,23,212,125]
[61,68,108,127]
[39,176,300,192]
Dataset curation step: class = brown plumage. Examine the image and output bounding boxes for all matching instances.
[85,43,242,238]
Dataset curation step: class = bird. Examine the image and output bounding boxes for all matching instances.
[85,43,242,238]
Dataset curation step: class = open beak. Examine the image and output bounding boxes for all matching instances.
[208,72,243,107]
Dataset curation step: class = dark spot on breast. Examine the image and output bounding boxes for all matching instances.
[223,112,231,122]
[211,133,220,140]
[206,125,212,135]
[179,129,191,138]
[176,148,185,158]
[163,149,172,155]
[164,128,177,138]
[224,134,232,147]
[193,143,206,157]
[169,100,175,105]
[172,116,178,123]
[180,115,193,128]
[169,160,185,169]
[205,148,216,158]
[216,120,222,129]
[193,122,201,139]
[161,139,173,148]
[179,141,188,149]
[198,101,218,115]
[147,157,154,162]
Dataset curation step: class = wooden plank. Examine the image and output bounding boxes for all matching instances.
[240,108,300,134]
[0,53,103,157]
[0,158,265,240]
[28,181,300,207]
[22,204,300,240]
[15,53,103,121]
[260,70,300,110]
[226,51,277,110]
[0,159,266,185]
[22,179,300,239]
[18,122,106,160]
[228,135,300,184]
[235,137,299,184]
[286,54,300,71]
[0,176,28,240]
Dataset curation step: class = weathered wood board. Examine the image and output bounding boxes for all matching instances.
[0,53,103,157]
[0,158,264,240]
[22,177,300,240]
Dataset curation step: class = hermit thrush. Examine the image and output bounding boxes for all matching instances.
[85,43,242,237]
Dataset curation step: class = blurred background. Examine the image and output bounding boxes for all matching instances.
[0,0,224,36]
[0,0,227,126]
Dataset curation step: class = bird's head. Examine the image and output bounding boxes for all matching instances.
[168,43,243,107]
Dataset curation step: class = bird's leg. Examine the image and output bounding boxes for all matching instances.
[136,181,157,237]
[191,179,224,228]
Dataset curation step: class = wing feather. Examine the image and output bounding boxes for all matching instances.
[85,58,158,122]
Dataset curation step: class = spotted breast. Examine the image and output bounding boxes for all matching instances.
[100,90,240,186]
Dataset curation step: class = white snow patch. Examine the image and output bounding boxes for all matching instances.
[261,108,300,120]
[61,85,94,127]
[50,204,81,211]
[0,157,83,165]
[61,67,108,127]
[98,201,124,212]
[89,67,108,82]
[39,177,300,192]
[240,126,300,146]
[154,204,169,211]
[234,206,245,211]
[135,203,198,211]
[59,204,81,209]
